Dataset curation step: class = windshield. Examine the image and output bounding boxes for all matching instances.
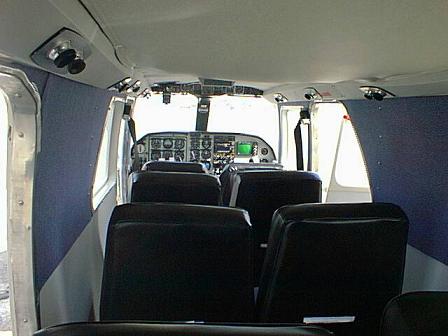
[133,94,279,155]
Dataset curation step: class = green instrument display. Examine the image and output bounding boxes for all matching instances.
[237,142,253,156]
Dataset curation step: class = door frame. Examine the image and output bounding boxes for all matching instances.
[0,63,40,335]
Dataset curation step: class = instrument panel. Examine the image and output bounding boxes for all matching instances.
[133,132,276,174]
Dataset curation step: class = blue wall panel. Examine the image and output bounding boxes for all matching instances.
[344,96,448,265]
[20,66,116,290]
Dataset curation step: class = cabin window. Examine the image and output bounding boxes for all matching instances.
[207,96,279,156]
[334,118,370,188]
[92,100,116,209]
[311,102,371,202]
[133,94,197,138]
[133,94,279,156]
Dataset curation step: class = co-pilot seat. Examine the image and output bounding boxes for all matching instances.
[100,203,255,322]
[130,171,221,205]
[219,163,283,206]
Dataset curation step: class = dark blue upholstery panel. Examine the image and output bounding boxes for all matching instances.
[344,96,448,265]
[12,63,49,96]
[20,65,116,290]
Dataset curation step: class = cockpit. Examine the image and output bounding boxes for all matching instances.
[128,81,279,174]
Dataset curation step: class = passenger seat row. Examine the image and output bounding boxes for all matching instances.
[101,201,409,336]
[35,291,448,336]
[131,162,322,282]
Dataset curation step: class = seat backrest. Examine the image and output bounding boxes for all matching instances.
[219,163,283,206]
[100,203,254,322]
[34,322,334,336]
[142,160,207,173]
[380,291,448,336]
[131,171,221,205]
[229,170,321,282]
[257,203,409,335]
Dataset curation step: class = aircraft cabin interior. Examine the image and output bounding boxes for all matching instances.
[1,1,448,336]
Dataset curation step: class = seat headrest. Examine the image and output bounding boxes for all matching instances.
[274,202,408,222]
[222,162,283,174]
[142,160,207,173]
[229,170,322,207]
[381,291,448,336]
[236,170,321,182]
[131,171,221,205]
[109,203,250,228]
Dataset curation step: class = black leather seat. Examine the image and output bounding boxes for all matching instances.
[380,291,448,336]
[34,322,333,336]
[229,170,322,282]
[131,171,221,205]
[257,203,409,336]
[142,160,207,173]
[100,203,254,322]
[220,163,283,206]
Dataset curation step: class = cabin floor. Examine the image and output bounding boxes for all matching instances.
[0,251,11,334]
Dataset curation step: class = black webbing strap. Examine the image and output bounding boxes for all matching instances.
[124,102,141,172]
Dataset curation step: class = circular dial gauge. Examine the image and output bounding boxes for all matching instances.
[137,143,146,154]
[201,149,211,160]
[174,139,185,149]
[175,150,185,161]
[151,150,161,161]
[162,151,173,160]
[191,139,200,149]
[151,138,161,148]
[202,138,211,149]
[163,138,173,149]
[191,149,200,160]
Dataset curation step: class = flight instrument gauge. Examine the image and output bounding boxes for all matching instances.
[137,143,146,154]
[151,138,161,148]
[174,139,185,149]
[202,138,211,149]
[163,138,173,149]
[175,150,185,161]
[201,149,211,160]
[191,149,200,161]
[151,150,161,160]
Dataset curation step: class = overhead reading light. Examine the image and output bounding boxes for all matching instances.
[273,93,288,103]
[359,86,395,101]
[304,87,322,101]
